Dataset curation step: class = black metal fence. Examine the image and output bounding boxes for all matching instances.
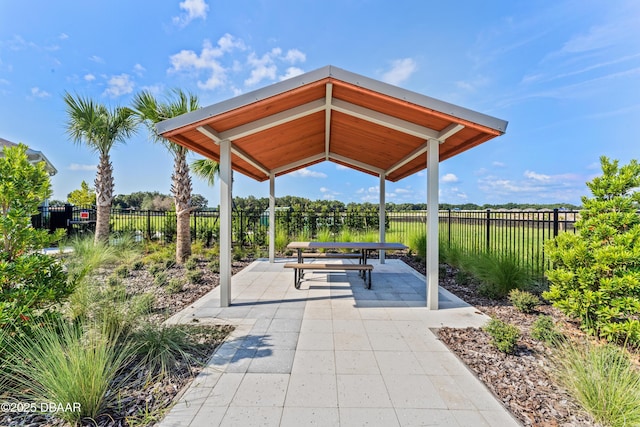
[35,205,580,277]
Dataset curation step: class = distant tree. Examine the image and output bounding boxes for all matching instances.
[191,194,208,209]
[67,180,96,206]
[64,93,137,244]
[48,200,66,207]
[132,89,199,263]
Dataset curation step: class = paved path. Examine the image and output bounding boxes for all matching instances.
[159,259,520,427]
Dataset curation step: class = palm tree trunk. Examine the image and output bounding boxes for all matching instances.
[172,150,192,263]
[94,153,114,244]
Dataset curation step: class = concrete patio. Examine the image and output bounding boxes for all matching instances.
[159,258,519,427]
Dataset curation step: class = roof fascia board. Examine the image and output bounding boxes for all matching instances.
[157,65,507,137]
[327,66,508,134]
[330,98,440,140]
[156,66,333,135]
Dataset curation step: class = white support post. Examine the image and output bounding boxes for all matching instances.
[219,139,232,307]
[269,172,275,263]
[427,138,439,310]
[379,173,386,264]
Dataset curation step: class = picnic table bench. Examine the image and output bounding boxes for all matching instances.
[285,241,407,290]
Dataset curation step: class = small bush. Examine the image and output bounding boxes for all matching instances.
[553,341,640,427]
[164,258,176,269]
[184,257,198,271]
[186,269,204,284]
[131,259,145,270]
[208,259,220,273]
[166,279,184,294]
[131,324,196,378]
[508,289,540,314]
[470,252,532,299]
[408,230,426,260]
[531,315,564,345]
[483,318,520,354]
[148,263,163,276]
[232,246,246,261]
[455,269,474,286]
[130,293,155,317]
[6,321,133,423]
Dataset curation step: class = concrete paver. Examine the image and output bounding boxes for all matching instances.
[160,259,520,427]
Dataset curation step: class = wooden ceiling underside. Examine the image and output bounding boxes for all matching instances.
[160,67,506,182]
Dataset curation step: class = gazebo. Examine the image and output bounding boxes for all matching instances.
[157,65,507,309]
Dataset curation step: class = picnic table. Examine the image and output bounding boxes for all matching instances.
[284,241,407,289]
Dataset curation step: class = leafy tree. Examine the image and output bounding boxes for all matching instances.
[67,180,96,206]
[132,89,199,263]
[64,93,137,244]
[544,156,640,345]
[0,143,64,260]
[191,193,208,209]
[0,144,69,334]
[191,158,220,187]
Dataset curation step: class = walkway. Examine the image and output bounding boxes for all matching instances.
[159,259,519,427]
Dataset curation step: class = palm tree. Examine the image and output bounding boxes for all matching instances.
[191,158,220,186]
[64,93,137,244]
[132,89,199,263]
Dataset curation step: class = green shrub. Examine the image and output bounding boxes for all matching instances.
[553,341,640,427]
[131,259,145,270]
[408,230,427,260]
[544,157,640,345]
[274,229,289,253]
[483,318,520,354]
[106,275,121,287]
[184,257,198,271]
[232,246,246,261]
[186,269,204,284]
[455,269,474,286]
[0,253,71,336]
[6,321,133,423]
[508,289,540,314]
[130,293,155,317]
[469,251,532,299]
[131,324,196,378]
[154,272,168,287]
[148,263,163,276]
[167,279,184,294]
[531,315,564,345]
[208,259,220,273]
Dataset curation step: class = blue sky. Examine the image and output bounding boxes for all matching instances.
[1,1,639,206]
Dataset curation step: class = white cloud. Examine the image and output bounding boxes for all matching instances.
[84,73,95,82]
[30,87,50,98]
[283,49,306,64]
[290,168,327,178]
[492,161,506,167]
[279,67,304,81]
[68,163,97,171]
[133,63,145,76]
[319,187,329,193]
[59,33,69,40]
[245,50,278,86]
[441,173,459,183]
[168,34,245,90]
[89,55,104,64]
[381,58,417,85]
[173,0,209,27]
[335,164,350,171]
[103,74,134,97]
[524,170,552,182]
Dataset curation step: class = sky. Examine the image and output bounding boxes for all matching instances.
[1,1,639,207]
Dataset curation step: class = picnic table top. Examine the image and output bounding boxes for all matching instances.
[286,241,407,251]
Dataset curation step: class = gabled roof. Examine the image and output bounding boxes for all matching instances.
[0,137,58,176]
[157,65,507,182]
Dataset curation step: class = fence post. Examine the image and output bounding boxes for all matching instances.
[447,209,451,248]
[486,209,491,252]
[193,210,197,242]
[553,208,559,237]
[146,210,151,240]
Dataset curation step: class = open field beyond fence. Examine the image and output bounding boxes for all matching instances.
[34,207,580,279]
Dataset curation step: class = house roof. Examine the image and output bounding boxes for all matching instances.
[156,65,507,182]
[0,137,58,176]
